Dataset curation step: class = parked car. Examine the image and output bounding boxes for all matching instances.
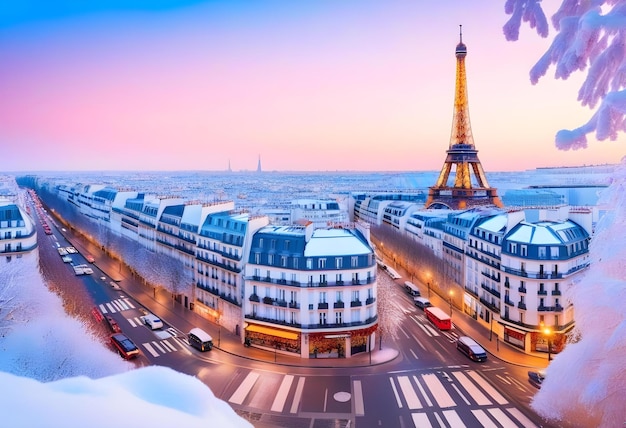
[110,333,139,360]
[528,370,545,389]
[85,254,95,263]
[62,255,72,263]
[66,246,77,254]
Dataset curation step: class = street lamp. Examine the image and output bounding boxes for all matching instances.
[448,290,454,316]
[543,327,552,361]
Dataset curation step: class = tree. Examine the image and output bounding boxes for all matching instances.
[375,270,404,350]
[504,2,626,427]
[504,0,626,148]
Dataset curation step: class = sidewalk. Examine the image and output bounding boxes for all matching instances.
[62,223,546,370]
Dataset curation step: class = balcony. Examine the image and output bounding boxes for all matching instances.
[288,301,300,309]
[538,289,548,296]
[552,290,562,296]
[249,294,260,303]
[366,297,376,305]
[504,280,510,289]
[350,300,362,307]
[318,302,329,310]
[517,302,527,310]
[333,302,345,309]
[518,286,527,293]
[479,297,499,313]
[504,297,514,307]
[262,296,274,305]
[464,286,479,299]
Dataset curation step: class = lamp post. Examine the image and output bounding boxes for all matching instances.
[448,290,454,317]
[543,327,552,361]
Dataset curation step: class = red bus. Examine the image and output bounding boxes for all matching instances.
[425,306,452,331]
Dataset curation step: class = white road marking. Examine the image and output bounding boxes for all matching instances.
[398,376,422,410]
[467,371,508,405]
[487,408,519,428]
[127,318,137,327]
[290,377,305,414]
[442,409,466,428]
[229,372,260,405]
[142,342,159,357]
[411,412,433,428]
[123,298,135,309]
[271,375,294,413]
[151,341,166,353]
[105,302,116,313]
[99,304,108,314]
[451,384,470,405]
[389,377,403,408]
[413,375,433,407]
[422,373,455,408]
[161,339,177,352]
[471,409,499,428]
[506,407,538,428]
[353,380,365,417]
[452,371,491,406]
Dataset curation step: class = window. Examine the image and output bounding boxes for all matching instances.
[335,257,343,269]
[293,258,298,269]
[306,258,312,269]
[320,292,327,303]
[319,312,327,325]
[281,256,287,267]
[539,315,544,325]
[320,274,327,285]
[521,245,527,257]
[290,290,297,303]
[336,291,343,302]
[268,254,274,265]
[259,238,264,247]
[254,253,260,264]
[550,247,559,259]
[351,256,358,267]
[336,273,343,283]
[318,258,326,269]
[538,246,546,259]
[352,290,360,302]
[284,240,290,250]
[253,268,260,277]
[335,312,343,324]
[271,239,276,249]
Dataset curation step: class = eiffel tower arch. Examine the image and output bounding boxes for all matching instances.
[425,26,503,210]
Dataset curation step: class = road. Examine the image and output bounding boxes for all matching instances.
[30,192,555,428]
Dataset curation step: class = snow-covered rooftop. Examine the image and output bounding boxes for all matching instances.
[304,228,371,257]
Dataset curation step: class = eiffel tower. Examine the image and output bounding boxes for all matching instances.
[425,26,502,210]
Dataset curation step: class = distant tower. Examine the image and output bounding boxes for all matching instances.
[257,155,262,173]
[425,26,502,210]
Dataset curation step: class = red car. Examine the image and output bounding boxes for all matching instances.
[85,254,95,263]
[105,316,122,333]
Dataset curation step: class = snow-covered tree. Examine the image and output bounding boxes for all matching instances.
[375,270,404,350]
[504,2,626,427]
[504,0,626,148]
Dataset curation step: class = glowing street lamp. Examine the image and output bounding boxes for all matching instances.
[448,289,454,316]
[543,327,552,361]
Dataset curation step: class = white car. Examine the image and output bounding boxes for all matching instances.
[73,266,85,275]
[57,247,68,256]
[62,255,72,263]
[66,246,78,254]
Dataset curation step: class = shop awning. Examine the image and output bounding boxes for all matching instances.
[246,324,299,340]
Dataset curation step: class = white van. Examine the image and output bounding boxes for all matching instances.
[142,313,164,330]
[188,328,213,352]
[414,296,432,310]
[456,336,488,362]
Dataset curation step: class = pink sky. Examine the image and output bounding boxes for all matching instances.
[0,1,623,172]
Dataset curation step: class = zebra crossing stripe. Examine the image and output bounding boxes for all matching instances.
[442,409,466,428]
[161,339,177,352]
[389,377,402,408]
[487,408,518,428]
[422,373,455,408]
[411,412,432,428]
[398,376,422,410]
[467,371,508,405]
[111,300,124,312]
[353,380,365,416]
[105,302,116,313]
[290,377,305,414]
[270,375,294,412]
[471,409,499,428]
[123,298,135,309]
[505,407,538,428]
[142,342,159,357]
[452,371,491,406]
[152,341,166,354]
[116,299,129,310]
[99,304,108,314]
[413,375,433,407]
[127,318,137,327]
[229,372,260,405]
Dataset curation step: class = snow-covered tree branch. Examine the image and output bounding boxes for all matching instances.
[504,0,626,149]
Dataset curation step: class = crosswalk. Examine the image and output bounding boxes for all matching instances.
[141,337,189,358]
[409,313,459,342]
[225,368,537,428]
[99,298,135,314]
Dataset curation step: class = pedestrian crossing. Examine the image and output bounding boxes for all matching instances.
[141,337,188,358]
[387,370,536,427]
[409,313,459,342]
[224,368,537,428]
[99,298,135,314]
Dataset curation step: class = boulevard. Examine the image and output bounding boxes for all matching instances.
[35,201,555,428]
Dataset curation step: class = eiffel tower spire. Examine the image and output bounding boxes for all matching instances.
[425,26,502,210]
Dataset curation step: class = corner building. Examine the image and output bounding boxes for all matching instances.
[243,221,378,359]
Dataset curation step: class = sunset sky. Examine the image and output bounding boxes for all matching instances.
[1,1,623,172]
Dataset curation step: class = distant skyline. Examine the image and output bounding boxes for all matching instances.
[1,1,623,172]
